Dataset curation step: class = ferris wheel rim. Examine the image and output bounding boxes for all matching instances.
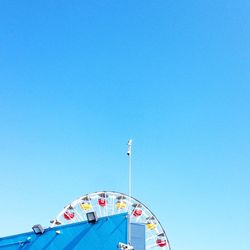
[50,190,171,250]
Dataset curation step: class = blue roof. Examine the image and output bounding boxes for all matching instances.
[0,213,128,250]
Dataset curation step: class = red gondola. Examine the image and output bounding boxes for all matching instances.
[156,239,167,247]
[98,198,107,207]
[133,209,142,217]
[64,210,75,220]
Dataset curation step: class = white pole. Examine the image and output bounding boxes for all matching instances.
[127,139,132,245]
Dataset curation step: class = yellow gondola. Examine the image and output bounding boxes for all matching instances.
[80,202,92,211]
[116,201,126,209]
[146,222,157,230]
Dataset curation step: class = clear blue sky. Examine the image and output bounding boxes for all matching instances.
[0,1,249,249]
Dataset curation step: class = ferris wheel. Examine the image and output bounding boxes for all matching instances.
[50,191,171,250]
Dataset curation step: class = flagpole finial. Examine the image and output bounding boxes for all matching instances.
[127,139,132,156]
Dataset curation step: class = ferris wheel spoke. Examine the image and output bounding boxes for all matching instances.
[109,197,115,216]
[146,244,157,249]
[112,196,115,215]
[146,234,158,241]
[146,244,160,249]
[73,208,84,221]
[105,198,108,216]
[97,203,102,217]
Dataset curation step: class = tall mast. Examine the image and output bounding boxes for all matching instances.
[127,139,132,245]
